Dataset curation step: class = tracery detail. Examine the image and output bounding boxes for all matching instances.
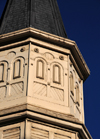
[76,82,80,106]
[13,59,21,79]
[36,60,44,79]
[70,72,74,95]
[0,63,4,82]
[53,64,61,84]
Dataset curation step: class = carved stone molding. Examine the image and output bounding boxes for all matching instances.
[44,52,54,60]
[34,48,39,53]
[6,51,16,59]
[0,104,79,123]
[59,55,64,60]
[20,47,25,52]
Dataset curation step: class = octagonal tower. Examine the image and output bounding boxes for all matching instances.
[0,0,92,139]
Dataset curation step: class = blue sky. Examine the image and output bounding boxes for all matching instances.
[57,1,100,138]
[0,0,100,138]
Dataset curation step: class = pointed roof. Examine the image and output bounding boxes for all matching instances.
[0,0,67,38]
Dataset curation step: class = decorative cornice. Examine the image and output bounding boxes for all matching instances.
[0,103,92,139]
[0,103,79,123]
[0,27,90,81]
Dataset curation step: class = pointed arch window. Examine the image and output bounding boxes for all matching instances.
[70,72,74,95]
[76,83,80,106]
[36,60,44,79]
[0,63,4,82]
[53,65,61,84]
[13,59,21,79]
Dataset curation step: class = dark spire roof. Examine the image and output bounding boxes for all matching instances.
[0,0,67,38]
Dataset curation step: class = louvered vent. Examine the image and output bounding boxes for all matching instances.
[54,133,71,139]
[31,127,49,139]
[3,127,20,139]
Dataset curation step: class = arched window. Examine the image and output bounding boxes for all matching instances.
[76,83,80,106]
[0,63,4,82]
[13,59,21,79]
[53,65,61,84]
[70,72,74,95]
[36,60,44,79]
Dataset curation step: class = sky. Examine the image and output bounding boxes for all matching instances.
[0,0,100,138]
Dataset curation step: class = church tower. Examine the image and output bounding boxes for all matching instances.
[0,0,92,138]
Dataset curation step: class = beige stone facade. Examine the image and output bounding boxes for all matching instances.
[0,27,92,139]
